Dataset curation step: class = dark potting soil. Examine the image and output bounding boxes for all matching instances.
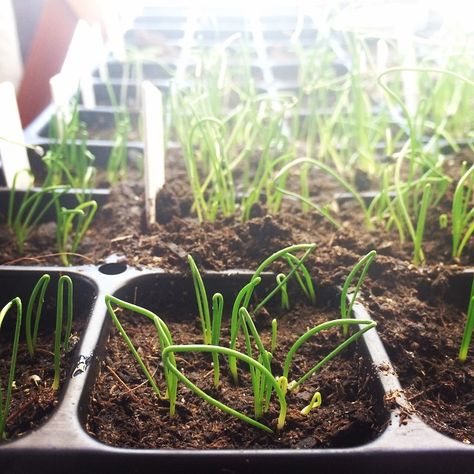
[86,300,386,449]
[0,148,472,446]
[0,322,83,441]
[366,273,474,445]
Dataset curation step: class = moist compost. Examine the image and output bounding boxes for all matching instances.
[0,145,473,445]
[366,274,474,444]
[86,300,387,449]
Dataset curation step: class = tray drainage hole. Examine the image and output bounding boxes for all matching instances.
[99,263,127,275]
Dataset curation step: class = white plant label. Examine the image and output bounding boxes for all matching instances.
[142,81,165,227]
[0,81,33,189]
[61,20,102,108]
[52,21,106,114]
[50,73,73,127]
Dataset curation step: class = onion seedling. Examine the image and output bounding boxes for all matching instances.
[271,318,278,353]
[459,278,474,363]
[187,254,223,346]
[163,312,375,433]
[103,258,376,433]
[47,98,96,198]
[53,275,74,390]
[102,72,134,184]
[162,344,287,433]
[105,295,178,415]
[7,171,69,252]
[56,200,98,266]
[273,157,372,229]
[276,273,290,310]
[107,116,131,184]
[0,297,22,439]
[282,318,376,392]
[452,163,474,260]
[340,250,377,336]
[229,244,317,382]
[301,391,322,416]
[25,274,51,357]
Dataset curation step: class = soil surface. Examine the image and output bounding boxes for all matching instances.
[86,299,387,448]
[0,142,473,446]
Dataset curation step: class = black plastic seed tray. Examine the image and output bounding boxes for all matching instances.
[24,105,142,147]
[0,264,471,473]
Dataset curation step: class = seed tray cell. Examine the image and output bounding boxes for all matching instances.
[93,61,178,81]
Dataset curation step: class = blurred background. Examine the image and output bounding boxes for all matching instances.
[1,0,473,125]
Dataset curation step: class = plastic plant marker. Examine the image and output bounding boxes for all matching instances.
[100,0,128,61]
[50,73,74,129]
[61,20,105,109]
[0,82,33,189]
[142,81,165,228]
[77,24,104,108]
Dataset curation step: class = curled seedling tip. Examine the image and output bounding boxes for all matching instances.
[301,391,322,416]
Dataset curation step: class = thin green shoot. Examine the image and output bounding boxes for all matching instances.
[107,116,131,184]
[250,244,316,314]
[56,200,98,266]
[378,67,474,180]
[285,253,316,305]
[439,213,448,229]
[53,275,73,390]
[0,297,22,439]
[211,293,223,387]
[239,307,272,418]
[8,171,69,252]
[105,295,178,415]
[188,254,212,344]
[25,274,51,357]
[0,136,44,157]
[271,319,278,353]
[273,157,372,229]
[459,278,474,363]
[276,273,290,310]
[452,163,474,260]
[47,97,97,196]
[229,244,316,382]
[283,319,376,391]
[392,142,428,265]
[340,250,377,336]
[413,183,432,265]
[301,391,322,416]
[162,344,287,432]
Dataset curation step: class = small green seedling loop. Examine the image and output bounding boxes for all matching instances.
[301,391,322,416]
